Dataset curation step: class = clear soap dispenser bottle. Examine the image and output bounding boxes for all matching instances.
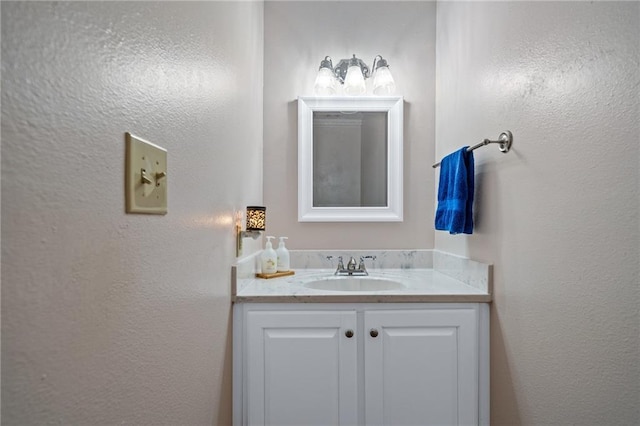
[276,237,290,272]
[261,236,278,274]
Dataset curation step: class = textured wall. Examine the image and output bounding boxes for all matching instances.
[264,1,436,249]
[435,2,639,424]
[1,2,263,424]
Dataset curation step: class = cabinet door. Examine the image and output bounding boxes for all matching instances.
[246,310,358,426]
[364,308,478,426]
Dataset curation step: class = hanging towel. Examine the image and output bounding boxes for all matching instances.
[435,147,474,234]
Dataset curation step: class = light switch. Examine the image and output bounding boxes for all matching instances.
[125,132,167,215]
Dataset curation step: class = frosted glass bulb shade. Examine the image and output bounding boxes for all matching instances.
[313,68,337,96]
[373,66,396,95]
[343,65,366,96]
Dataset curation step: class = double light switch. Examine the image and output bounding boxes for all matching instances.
[125,132,167,214]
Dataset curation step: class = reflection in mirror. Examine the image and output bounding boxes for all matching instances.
[298,96,403,222]
[313,112,387,207]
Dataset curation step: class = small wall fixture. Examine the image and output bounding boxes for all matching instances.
[236,206,266,257]
[314,54,396,96]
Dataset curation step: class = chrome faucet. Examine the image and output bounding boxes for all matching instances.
[328,255,377,276]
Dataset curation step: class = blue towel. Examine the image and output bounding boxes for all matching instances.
[435,147,474,234]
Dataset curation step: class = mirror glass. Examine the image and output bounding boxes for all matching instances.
[298,96,403,222]
[313,111,387,207]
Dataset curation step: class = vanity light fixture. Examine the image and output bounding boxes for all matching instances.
[313,56,338,95]
[313,54,396,96]
[236,206,266,257]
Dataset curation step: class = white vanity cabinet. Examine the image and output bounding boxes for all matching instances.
[244,310,358,426]
[233,303,489,426]
[364,308,480,425]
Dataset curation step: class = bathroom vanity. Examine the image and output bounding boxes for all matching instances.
[232,250,491,426]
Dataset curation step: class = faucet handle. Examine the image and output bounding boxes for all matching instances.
[332,256,345,275]
[358,255,377,270]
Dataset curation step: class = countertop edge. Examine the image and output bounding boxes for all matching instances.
[232,294,492,304]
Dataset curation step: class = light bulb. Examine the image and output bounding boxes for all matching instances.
[313,67,337,96]
[373,65,396,95]
[343,65,366,96]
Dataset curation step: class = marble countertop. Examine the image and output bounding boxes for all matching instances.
[232,268,492,303]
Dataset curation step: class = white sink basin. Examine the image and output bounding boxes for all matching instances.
[303,277,405,292]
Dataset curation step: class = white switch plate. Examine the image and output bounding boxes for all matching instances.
[125,133,167,215]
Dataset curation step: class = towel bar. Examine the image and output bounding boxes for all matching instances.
[433,130,513,168]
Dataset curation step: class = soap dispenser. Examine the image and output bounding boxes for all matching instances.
[261,236,278,274]
[276,237,290,272]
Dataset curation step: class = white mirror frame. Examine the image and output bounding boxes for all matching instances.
[298,96,403,222]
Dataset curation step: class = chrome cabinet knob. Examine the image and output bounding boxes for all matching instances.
[345,329,354,338]
[370,329,379,338]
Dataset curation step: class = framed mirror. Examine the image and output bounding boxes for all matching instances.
[298,96,403,222]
